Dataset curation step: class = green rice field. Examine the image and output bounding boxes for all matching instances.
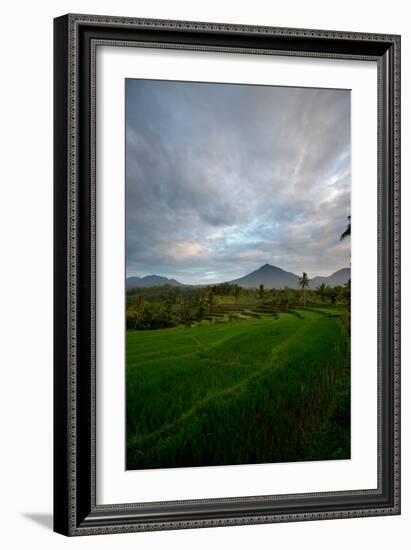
[126,308,350,470]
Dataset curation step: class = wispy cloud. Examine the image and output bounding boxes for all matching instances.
[126,79,350,283]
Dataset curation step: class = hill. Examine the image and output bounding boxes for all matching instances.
[126,275,184,288]
[228,264,350,289]
[229,263,300,289]
[310,268,351,288]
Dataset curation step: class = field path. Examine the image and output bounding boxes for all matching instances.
[130,312,321,446]
[128,313,315,447]
[126,309,349,469]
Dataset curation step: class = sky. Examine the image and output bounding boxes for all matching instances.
[125,79,351,284]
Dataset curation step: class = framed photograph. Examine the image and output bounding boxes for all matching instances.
[53,14,400,536]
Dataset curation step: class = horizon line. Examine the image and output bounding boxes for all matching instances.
[126,264,351,286]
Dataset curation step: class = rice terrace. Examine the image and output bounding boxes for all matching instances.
[126,265,351,470]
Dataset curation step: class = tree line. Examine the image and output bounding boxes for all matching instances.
[126,278,350,331]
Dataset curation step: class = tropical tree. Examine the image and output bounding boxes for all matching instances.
[340,215,351,241]
[316,282,327,303]
[269,287,277,304]
[257,283,266,303]
[334,285,345,304]
[128,295,145,330]
[232,285,241,304]
[344,278,351,304]
[283,286,292,306]
[299,272,309,306]
[205,290,216,314]
[327,286,337,305]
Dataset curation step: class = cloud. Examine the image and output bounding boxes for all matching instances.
[125,79,351,283]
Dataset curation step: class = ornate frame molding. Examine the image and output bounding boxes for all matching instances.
[54,14,400,536]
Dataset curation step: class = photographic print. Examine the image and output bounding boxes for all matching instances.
[54,16,400,534]
[125,79,351,471]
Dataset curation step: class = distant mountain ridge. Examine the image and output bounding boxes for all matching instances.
[228,264,350,290]
[126,275,184,288]
[126,264,350,289]
[310,268,351,289]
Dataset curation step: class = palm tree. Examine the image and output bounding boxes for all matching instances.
[327,286,337,305]
[283,286,291,306]
[316,282,326,303]
[257,283,266,303]
[232,285,241,304]
[132,295,145,330]
[340,215,351,241]
[205,290,216,314]
[344,278,351,305]
[299,272,309,306]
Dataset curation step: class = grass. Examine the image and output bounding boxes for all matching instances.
[214,294,257,305]
[126,308,350,470]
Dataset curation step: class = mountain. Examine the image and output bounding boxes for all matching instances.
[228,264,300,289]
[126,265,351,290]
[126,275,184,288]
[310,268,351,288]
[228,264,350,289]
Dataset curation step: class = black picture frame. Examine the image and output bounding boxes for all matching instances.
[54,13,401,536]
